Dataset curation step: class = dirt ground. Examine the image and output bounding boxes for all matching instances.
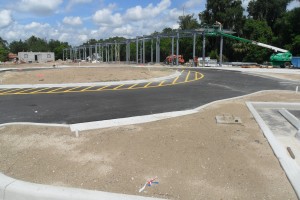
[0,66,172,84]
[252,72,300,81]
[0,91,299,199]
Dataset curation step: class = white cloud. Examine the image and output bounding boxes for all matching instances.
[78,34,88,43]
[0,10,13,28]
[124,0,171,21]
[0,0,209,46]
[185,0,202,9]
[112,25,134,36]
[18,0,63,15]
[66,0,93,10]
[63,16,83,26]
[24,22,50,30]
[287,0,300,10]
[92,8,123,27]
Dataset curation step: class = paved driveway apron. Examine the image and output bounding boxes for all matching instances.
[0,69,297,124]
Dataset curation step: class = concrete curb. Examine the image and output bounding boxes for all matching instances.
[0,122,69,128]
[70,110,198,132]
[0,173,163,200]
[246,102,300,199]
[0,70,181,89]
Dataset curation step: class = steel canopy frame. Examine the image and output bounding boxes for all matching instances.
[63,28,234,66]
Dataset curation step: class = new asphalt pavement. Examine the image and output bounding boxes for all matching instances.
[0,68,298,124]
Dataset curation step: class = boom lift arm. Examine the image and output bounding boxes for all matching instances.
[207,22,292,67]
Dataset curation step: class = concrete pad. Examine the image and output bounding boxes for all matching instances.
[0,173,15,200]
[215,114,242,124]
[247,102,300,199]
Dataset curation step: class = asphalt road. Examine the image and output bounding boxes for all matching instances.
[0,69,297,124]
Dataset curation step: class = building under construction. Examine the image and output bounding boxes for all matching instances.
[18,52,55,63]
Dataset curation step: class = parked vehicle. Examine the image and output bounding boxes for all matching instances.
[164,55,185,65]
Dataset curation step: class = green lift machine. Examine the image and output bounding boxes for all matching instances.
[207,22,293,68]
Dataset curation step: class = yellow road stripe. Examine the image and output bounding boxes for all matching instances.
[15,88,36,94]
[172,76,180,84]
[185,71,191,82]
[97,85,110,91]
[81,86,93,91]
[0,88,24,94]
[128,83,139,89]
[197,72,204,80]
[47,87,65,93]
[0,71,204,96]
[113,84,124,90]
[158,81,165,86]
[65,86,81,92]
[0,88,13,92]
[144,82,152,88]
[30,88,49,94]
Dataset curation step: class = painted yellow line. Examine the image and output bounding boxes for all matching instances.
[30,88,50,94]
[65,86,81,92]
[128,83,139,89]
[185,71,191,82]
[15,88,37,94]
[144,82,152,88]
[0,88,24,94]
[81,86,93,91]
[46,87,65,93]
[0,71,205,96]
[197,72,204,80]
[0,88,13,92]
[172,76,180,84]
[113,84,125,90]
[158,81,165,86]
[97,85,110,91]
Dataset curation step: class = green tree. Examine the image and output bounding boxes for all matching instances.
[9,40,28,53]
[242,19,274,63]
[48,39,70,60]
[273,7,300,54]
[178,14,200,30]
[199,0,245,34]
[291,35,300,56]
[0,37,9,62]
[247,0,291,29]
[25,36,49,52]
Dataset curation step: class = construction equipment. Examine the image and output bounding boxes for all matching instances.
[208,22,293,68]
[164,55,185,65]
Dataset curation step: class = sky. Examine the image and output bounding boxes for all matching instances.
[0,0,299,46]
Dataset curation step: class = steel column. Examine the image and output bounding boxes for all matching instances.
[202,32,206,67]
[193,33,196,66]
[171,37,174,66]
[219,35,223,66]
[143,37,145,64]
[151,39,153,63]
[176,32,179,66]
[136,38,139,64]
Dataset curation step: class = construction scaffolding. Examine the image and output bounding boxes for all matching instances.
[63,28,234,66]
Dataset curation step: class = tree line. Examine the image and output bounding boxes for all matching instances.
[0,0,299,64]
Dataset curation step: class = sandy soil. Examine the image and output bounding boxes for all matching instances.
[252,72,300,81]
[0,91,299,199]
[0,66,173,84]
